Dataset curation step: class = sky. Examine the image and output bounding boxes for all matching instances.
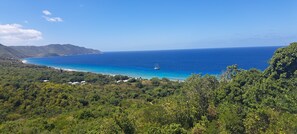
[0,0,297,51]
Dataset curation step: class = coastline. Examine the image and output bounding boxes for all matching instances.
[21,46,277,81]
[22,58,189,81]
[21,59,28,64]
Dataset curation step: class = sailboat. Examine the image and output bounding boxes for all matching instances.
[154,64,160,70]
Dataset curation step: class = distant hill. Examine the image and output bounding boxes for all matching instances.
[0,44,27,59]
[10,44,101,57]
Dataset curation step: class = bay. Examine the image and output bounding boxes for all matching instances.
[25,46,281,80]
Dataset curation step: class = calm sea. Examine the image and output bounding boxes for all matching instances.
[25,46,281,80]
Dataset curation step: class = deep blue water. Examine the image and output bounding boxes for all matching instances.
[25,46,281,80]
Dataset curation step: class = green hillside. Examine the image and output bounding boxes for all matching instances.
[0,44,27,59]
[0,43,296,133]
[11,44,101,57]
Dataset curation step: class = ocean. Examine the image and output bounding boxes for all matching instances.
[25,46,281,80]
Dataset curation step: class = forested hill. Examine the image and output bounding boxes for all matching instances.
[0,44,27,59]
[10,44,100,57]
[0,42,296,133]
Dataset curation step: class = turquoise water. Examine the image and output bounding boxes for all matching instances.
[25,46,280,80]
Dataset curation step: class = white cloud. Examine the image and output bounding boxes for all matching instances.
[42,10,63,22]
[0,24,42,45]
[43,16,63,22]
[42,10,52,16]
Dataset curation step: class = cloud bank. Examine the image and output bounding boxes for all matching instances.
[0,24,42,45]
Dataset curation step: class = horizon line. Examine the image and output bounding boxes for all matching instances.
[103,45,285,53]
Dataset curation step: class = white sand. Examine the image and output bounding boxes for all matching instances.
[21,60,28,63]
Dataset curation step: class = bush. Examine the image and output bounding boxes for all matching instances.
[78,110,95,119]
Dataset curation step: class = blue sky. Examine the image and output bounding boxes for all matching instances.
[0,0,297,51]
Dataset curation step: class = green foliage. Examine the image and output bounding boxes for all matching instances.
[217,103,245,133]
[265,42,297,79]
[114,113,135,134]
[0,43,297,133]
[162,123,187,134]
[151,77,161,86]
[78,110,95,119]
[114,75,129,81]
[221,64,241,81]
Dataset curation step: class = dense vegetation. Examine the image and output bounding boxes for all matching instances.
[0,43,296,133]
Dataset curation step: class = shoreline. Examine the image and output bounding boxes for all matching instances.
[20,46,276,81]
[21,59,28,64]
[22,59,189,81]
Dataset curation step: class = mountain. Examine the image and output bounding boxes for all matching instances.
[10,44,101,57]
[0,44,27,59]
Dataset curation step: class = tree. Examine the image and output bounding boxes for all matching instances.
[265,42,297,79]
[221,64,241,81]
